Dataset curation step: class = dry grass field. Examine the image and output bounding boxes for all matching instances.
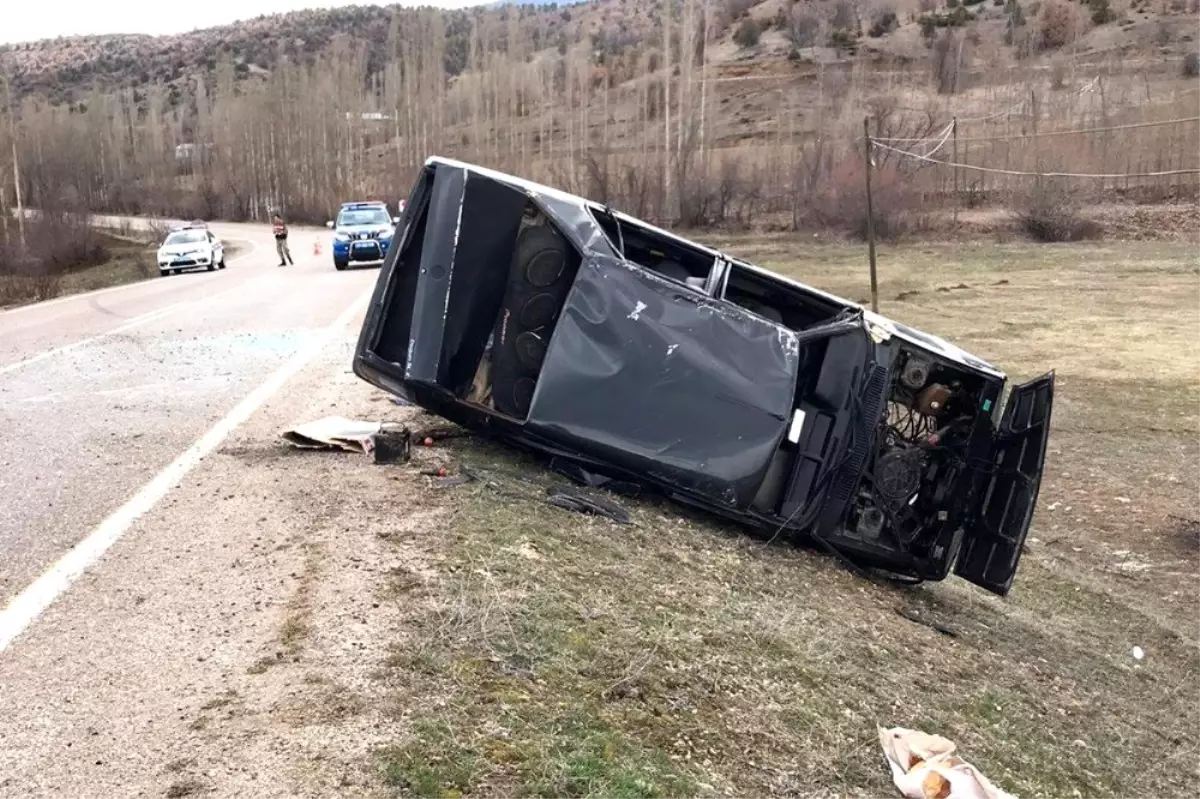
[348,235,1199,798]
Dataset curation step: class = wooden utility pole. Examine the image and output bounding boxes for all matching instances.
[11,138,23,248]
[952,116,959,223]
[662,0,672,219]
[863,116,878,314]
[1030,88,1041,185]
[698,0,709,166]
[3,76,24,249]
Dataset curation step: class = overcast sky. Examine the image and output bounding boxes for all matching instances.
[4,1,485,45]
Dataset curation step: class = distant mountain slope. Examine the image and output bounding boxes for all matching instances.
[2,0,1189,108]
[0,2,600,105]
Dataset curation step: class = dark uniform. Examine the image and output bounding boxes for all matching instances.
[272,215,293,266]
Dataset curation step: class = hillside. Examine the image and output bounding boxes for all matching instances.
[0,0,1196,232]
[3,0,1195,107]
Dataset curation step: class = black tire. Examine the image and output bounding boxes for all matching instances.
[218,256,226,270]
[160,270,170,278]
[207,262,216,271]
[170,269,178,276]
[334,258,348,271]
[490,225,576,418]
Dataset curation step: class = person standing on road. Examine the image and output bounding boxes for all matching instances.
[272,211,294,266]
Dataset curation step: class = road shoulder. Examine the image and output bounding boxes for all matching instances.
[0,337,422,798]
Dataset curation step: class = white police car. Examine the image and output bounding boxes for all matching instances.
[157,222,226,276]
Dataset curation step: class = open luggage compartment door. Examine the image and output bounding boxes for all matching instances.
[955,371,1055,595]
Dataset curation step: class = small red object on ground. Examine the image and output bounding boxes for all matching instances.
[423,437,434,447]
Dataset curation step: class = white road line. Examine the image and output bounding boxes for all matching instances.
[0,275,267,377]
[0,288,372,654]
[0,236,259,317]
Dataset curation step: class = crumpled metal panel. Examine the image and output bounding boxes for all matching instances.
[526,256,800,509]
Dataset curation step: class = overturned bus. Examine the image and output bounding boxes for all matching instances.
[352,157,1055,596]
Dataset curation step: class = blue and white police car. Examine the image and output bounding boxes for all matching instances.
[326,201,399,271]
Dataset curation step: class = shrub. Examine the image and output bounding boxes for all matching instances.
[733,18,762,49]
[869,8,899,37]
[804,156,932,241]
[786,10,821,49]
[1087,0,1115,23]
[724,0,756,22]
[1050,60,1067,89]
[831,1,857,30]
[829,28,858,53]
[1013,181,1100,242]
[1039,0,1079,50]
[1183,52,1199,78]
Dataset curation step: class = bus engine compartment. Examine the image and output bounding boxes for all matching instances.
[353,157,1055,596]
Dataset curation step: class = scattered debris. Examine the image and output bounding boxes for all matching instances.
[1132,646,1145,661]
[879,726,1017,799]
[372,427,412,464]
[894,290,921,301]
[896,607,961,639]
[549,457,642,498]
[545,485,633,525]
[433,474,473,489]
[281,416,409,462]
[412,423,467,444]
[935,283,972,293]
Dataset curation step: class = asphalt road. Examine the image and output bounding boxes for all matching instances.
[0,220,378,609]
[0,215,418,795]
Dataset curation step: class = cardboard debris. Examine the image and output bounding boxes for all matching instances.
[879,726,1017,799]
[281,416,410,462]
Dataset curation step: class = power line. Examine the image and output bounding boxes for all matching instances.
[872,76,1196,143]
[954,116,1200,143]
[870,138,1200,179]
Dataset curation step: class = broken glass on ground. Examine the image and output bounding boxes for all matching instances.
[351,157,1056,595]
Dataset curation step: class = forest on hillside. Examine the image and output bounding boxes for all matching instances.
[0,0,1196,257]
